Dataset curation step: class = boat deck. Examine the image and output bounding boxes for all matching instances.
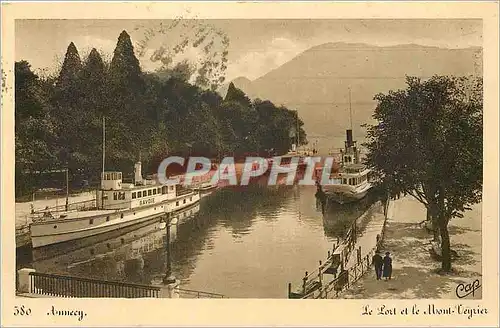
[32,209,117,223]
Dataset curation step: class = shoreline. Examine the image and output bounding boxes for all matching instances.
[341,196,482,299]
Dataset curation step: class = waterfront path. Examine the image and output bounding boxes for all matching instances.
[341,196,482,299]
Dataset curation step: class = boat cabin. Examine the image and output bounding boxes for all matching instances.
[96,162,178,210]
[336,130,370,187]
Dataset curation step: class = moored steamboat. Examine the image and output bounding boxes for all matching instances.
[29,162,200,248]
[319,129,373,204]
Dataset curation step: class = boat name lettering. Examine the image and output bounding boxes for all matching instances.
[140,198,155,206]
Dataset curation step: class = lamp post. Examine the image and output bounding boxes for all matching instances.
[163,214,176,284]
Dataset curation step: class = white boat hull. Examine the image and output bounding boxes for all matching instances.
[30,193,200,248]
[324,183,373,204]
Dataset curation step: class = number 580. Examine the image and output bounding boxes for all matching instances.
[14,305,31,316]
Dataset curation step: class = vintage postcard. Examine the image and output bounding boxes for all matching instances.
[1,1,499,327]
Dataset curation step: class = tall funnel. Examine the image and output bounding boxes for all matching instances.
[346,129,354,147]
[134,161,143,185]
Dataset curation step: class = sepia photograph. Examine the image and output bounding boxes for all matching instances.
[2,2,498,327]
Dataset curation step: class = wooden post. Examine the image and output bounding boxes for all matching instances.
[319,261,323,285]
[163,215,176,284]
[302,272,308,295]
[65,168,69,211]
[288,283,292,298]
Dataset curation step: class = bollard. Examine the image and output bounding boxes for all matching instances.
[17,268,36,293]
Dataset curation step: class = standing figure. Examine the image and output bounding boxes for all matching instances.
[383,252,393,280]
[372,250,383,280]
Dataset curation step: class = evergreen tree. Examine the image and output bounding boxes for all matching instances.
[107,30,147,172]
[56,42,83,91]
[109,30,143,92]
[224,82,251,107]
[52,42,84,171]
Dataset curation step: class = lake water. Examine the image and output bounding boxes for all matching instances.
[17,182,376,298]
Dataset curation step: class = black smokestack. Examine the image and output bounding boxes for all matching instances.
[346,129,353,147]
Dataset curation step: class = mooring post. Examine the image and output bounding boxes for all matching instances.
[302,271,308,295]
[319,260,323,285]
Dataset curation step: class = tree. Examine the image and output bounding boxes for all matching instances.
[108,30,147,172]
[76,48,108,175]
[109,31,143,91]
[56,42,82,91]
[52,42,84,170]
[224,82,251,107]
[15,61,59,196]
[364,75,483,272]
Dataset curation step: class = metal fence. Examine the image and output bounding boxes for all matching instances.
[29,272,160,298]
[301,199,391,299]
[177,288,224,298]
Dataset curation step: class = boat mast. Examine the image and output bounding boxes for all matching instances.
[102,117,106,174]
[65,168,69,211]
[296,110,299,151]
[101,117,105,209]
[348,87,353,131]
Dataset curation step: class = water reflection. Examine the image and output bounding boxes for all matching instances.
[321,190,379,238]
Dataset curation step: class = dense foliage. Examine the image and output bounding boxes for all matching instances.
[364,75,483,272]
[15,30,307,197]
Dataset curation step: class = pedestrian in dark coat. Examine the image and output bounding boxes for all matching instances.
[372,250,383,280]
[383,252,392,280]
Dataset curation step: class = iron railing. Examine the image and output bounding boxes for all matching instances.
[300,200,392,299]
[177,288,224,298]
[29,272,160,298]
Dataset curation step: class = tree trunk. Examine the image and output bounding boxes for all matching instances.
[432,215,440,242]
[438,216,452,272]
[436,186,451,272]
[426,204,440,242]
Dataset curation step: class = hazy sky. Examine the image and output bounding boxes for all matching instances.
[16,19,482,81]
